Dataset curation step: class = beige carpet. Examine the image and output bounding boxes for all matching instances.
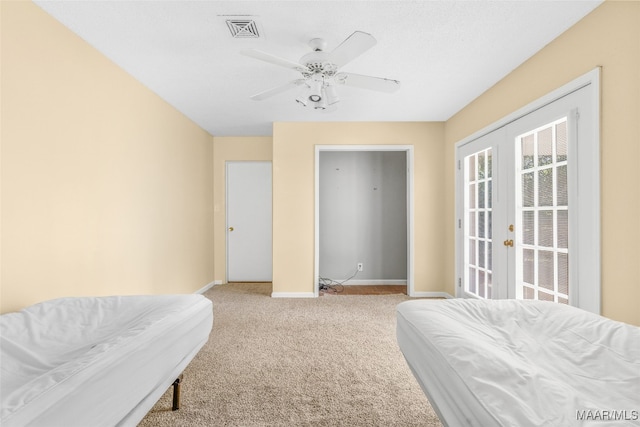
[138,283,442,427]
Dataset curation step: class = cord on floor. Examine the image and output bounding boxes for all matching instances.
[319,267,359,294]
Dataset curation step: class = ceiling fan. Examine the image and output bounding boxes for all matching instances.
[241,31,400,110]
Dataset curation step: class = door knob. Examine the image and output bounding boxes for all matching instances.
[228,227,234,232]
[503,239,513,247]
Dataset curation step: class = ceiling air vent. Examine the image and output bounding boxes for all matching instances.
[226,20,260,38]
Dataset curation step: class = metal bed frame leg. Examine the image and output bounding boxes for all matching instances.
[172,374,184,411]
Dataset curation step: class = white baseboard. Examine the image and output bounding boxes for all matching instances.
[271,292,316,298]
[411,291,455,299]
[214,280,223,285]
[194,281,217,294]
[328,279,407,286]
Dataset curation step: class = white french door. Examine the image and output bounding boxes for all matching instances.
[509,107,575,304]
[458,128,507,301]
[456,70,600,313]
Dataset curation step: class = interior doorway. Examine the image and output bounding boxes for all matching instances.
[314,145,414,297]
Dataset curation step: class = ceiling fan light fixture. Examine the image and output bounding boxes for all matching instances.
[295,84,310,106]
[324,84,340,105]
[314,89,327,110]
[308,79,323,103]
[243,31,399,111]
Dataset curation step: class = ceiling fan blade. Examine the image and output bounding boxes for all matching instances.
[241,49,309,73]
[250,79,306,101]
[329,31,377,68]
[335,72,400,93]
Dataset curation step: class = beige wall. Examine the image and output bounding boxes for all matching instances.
[1,1,214,313]
[444,1,640,325]
[212,137,273,283]
[3,1,636,326]
[272,122,445,295]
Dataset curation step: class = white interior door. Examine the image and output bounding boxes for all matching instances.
[226,161,272,282]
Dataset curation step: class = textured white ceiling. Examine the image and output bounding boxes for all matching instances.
[34,1,602,136]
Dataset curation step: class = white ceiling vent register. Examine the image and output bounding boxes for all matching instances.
[226,20,260,38]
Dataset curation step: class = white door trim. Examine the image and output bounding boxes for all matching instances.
[314,145,415,297]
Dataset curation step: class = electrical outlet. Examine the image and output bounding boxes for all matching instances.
[357,262,363,272]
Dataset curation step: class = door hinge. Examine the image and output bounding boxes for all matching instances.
[458,219,461,229]
[458,278,462,288]
[458,159,461,170]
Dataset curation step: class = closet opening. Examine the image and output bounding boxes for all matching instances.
[314,145,414,297]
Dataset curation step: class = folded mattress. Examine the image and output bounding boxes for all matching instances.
[396,299,640,427]
[1,294,213,427]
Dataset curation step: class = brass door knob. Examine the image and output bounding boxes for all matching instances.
[503,239,514,247]
[228,227,234,232]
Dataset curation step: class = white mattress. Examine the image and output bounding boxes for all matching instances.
[1,294,213,427]
[396,299,640,427]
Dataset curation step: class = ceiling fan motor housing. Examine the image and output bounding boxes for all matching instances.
[308,37,327,52]
[300,51,337,77]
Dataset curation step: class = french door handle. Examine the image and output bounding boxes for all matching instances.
[503,239,514,247]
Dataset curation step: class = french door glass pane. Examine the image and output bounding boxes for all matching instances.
[516,118,569,304]
[465,148,493,298]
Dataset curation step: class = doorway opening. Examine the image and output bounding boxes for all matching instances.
[314,145,414,297]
